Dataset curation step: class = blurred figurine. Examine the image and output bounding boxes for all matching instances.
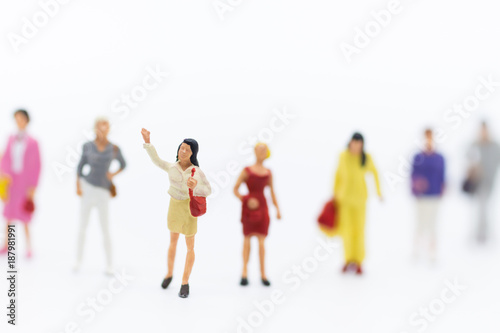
[234,143,281,286]
[466,122,500,243]
[75,117,127,275]
[142,128,212,298]
[334,133,382,275]
[411,129,445,263]
[0,110,41,258]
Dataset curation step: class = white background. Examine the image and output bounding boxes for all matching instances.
[1,0,499,332]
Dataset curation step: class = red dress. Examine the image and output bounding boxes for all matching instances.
[241,167,271,237]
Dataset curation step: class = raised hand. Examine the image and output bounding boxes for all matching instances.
[141,128,151,144]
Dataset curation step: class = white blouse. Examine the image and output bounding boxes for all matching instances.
[12,131,28,174]
[143,143,212,200]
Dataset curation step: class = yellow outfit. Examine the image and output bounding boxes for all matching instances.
[167,197,198,237]
[334,150,381,264]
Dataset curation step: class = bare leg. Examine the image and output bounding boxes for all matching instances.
[181,235,195,285]
[24,224,31,253]
[242,236,251,278]
[258,235,267,280]
[166,232,179,279]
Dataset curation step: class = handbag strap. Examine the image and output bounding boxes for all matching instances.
[189,168,195,198]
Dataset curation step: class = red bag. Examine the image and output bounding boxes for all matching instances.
[189,168,207,217]
[318,199,337,230]
[24,198,35,214]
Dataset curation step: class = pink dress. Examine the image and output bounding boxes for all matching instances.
[0,134,41,223]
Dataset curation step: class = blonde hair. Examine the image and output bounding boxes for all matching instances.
[94,116,110,128]
[255,142,271,159]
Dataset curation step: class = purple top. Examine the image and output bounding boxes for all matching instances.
[411,151,445,197]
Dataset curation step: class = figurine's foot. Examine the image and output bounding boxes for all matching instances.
[0,246,7,255]
[261,278,271,287]
[161,276,173,289]
[178,284,189,298]
[355,265,363,275]
[342,262,357,273]
[240,277,248,286]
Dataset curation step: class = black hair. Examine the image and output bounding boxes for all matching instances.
[14,109,30,123]
[176,138,199,167]
[349,132,366,166]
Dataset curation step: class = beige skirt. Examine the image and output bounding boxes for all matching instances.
[167,197,198,237]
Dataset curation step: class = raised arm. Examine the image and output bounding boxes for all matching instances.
[141,128,171,171]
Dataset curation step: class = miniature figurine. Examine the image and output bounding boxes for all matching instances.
[411,128,445,263]
[0,110,41,258]
[233,143,281,287]
[141,128,211,298]
[75,117,127,275]
[334,133,382,275]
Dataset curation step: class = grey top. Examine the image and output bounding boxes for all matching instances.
[77,141,127,190]
[468,140,500,194]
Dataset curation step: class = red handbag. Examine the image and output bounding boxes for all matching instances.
[318,199,337,230]
[24,198,35,214]
[189,168,207,217]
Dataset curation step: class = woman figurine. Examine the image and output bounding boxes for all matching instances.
[141,128,211,299]
[0,110,41,258]
[411,128,445,263]
[234,143,281,287]
[466,122,500,243]
[75,117,126,275]
[334,133,382,275]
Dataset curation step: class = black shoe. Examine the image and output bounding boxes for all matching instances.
[178,284,189,298]
[261,279,271,287]
[161,277,172,289]
[240,277,249,286]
